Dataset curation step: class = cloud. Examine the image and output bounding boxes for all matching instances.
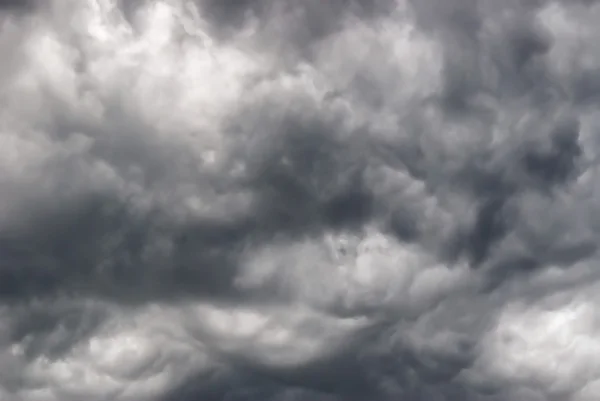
[0,0,37,13]
[3,0,600,400]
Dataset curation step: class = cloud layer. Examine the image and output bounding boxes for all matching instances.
[2,0,600,400]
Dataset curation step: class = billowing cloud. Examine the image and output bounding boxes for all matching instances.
[2,0,600,400]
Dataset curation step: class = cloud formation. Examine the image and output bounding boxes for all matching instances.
[2,0,600,400]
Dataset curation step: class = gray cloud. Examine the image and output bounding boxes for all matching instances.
[0,0,36,12]
[3,0,600,400]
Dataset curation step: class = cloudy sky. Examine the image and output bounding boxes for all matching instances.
[2,0,600,400]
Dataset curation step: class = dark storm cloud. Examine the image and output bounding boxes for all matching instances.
[0,0,36,12]
[378,0,588,278]
[4,0,600,400]
[237,110,374,234]
[164,316,481,401]
[410,0,554,111]
[196,0,395,39]
[0,108,375,305]
[7,300,107,360]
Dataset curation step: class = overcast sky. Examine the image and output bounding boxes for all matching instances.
[2,0,600,400]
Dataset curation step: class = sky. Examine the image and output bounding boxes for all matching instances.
[1,0,600,400]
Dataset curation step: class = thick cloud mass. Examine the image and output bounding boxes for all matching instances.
[3,0,600,400]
